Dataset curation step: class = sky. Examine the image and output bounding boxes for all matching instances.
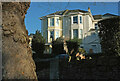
[25,2,118,35]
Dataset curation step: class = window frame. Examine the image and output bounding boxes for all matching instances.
[73,29,78,38]
[50,18,54,26]
[95,23,98,30]
[55,31,59,39]
[56,18,59,26]
[80,29,83,39]
[80,16,82,24]
[73,16,78,24]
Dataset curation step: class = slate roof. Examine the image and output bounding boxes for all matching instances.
[48,9,88,16]
[103,13,117,16]
[65,9,88,14]
[49,10,65,15]
[93,15,102,20]
[93,13,118,20]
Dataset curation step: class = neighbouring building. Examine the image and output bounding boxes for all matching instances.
[29,34,34,48]
[40,7,117,54]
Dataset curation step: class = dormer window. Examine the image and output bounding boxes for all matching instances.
[73,16,78,24]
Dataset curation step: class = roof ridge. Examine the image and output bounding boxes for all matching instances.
[103,13,117,16]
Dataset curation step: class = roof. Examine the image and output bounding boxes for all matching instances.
[89,28,96,32]
[44,9,88,16]
[93,13,118,20]
[49,10,66,15]
[93,15,102,20]
[103,13,117,16]
[65,9,88,14]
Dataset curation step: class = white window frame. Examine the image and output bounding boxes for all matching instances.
[80,29,83,39]
[80,16,82,24]
[73,16,78,24]
[73,29,78,38]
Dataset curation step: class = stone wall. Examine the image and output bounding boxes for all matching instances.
[60,56,120,80]
[2,2,37,80]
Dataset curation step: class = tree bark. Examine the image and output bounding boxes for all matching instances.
[2,2,37,80]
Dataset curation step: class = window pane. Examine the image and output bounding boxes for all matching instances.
[56,18,59,26]
[80,16,82,23]
[95,24,97,30]
[73,16,78,24]
[56,31,59,39]
[73,29,78,38]
[50,18,54,26]
[80,29,83,39]
[50,31,54,41]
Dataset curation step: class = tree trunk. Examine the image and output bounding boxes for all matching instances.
[1,2,37,80]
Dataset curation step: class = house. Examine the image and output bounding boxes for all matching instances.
[40,7,117,54]
[28,34,34,48]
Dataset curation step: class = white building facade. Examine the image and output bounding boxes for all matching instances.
[40,8,117,54]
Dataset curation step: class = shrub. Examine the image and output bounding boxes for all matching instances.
[66,38,82,54]
[98,16,120,56]
[52,37,65,55]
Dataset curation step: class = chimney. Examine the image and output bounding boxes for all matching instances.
[88,7,91,13]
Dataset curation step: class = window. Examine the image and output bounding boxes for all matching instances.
[73,29,78,38]
[50,31,54,41]
[80,29,83,39]
[50,18,54,26]
[73,16,78,24]
[55,31,59,39]
[95,24,98,30]
[80,16,82,23]
[56,18,59,26]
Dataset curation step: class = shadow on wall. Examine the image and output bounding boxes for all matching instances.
[82,31,101,54]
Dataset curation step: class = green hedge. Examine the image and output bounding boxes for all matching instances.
[98,16,120,56]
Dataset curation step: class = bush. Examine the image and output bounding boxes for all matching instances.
[98,16,120,56]
[66,38,82,55]
[52,37,65,55]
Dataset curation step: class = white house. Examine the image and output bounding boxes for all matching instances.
[40,7,117,54]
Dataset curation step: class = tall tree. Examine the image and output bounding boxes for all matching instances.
[98,16,120,56]
[32,30,45,57]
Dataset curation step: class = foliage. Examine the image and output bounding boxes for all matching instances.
[52,37,65,55]
[32,30,45,57]
[69,38,82,45]
[66,38,82,55]
[98,16,120,56]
